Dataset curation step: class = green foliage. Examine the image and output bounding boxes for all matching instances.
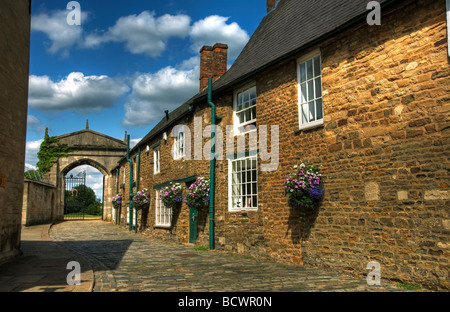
[194,246,209,251]
[396,283,421,290]
[24,169,44,181]
[65,185,102,216]
[37,130,72,173]
[85,198,102,216]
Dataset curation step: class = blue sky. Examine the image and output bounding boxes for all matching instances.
[26,0,266,198]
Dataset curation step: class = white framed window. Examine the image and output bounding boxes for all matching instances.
[126,205,135,226]
[122,168,126,185]
[173,129,185,160]
[228,155,258,211]
[447,0,450,57]
[133,157,137,183]
[297,51,323,130]
[153,147,160,174]
[234,85,257,135]
[155,189,171,227]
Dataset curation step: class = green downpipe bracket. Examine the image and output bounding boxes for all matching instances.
[207,77,216,250]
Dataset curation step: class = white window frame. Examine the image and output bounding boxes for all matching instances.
[447,0,450,57]
[173,129,186,160]
[155,189,171,227]
[297,50,324,130]
[233,84,257,135]
[133,157,137,183]
[153,146,160,174]
[228,155,258,212]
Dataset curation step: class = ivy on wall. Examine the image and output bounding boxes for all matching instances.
[37,128,72,173]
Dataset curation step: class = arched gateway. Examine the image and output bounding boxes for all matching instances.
[47,123,127,221]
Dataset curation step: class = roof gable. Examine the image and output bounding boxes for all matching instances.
[55,129,127,150]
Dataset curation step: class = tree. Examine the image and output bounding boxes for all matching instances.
[85,198,102,216]
[65,184,101,215]
[24,169,43,181]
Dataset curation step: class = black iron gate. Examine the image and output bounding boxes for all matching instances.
[64,171,87,220]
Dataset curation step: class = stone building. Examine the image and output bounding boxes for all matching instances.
[0,0,31,264]
[110,0,449,290]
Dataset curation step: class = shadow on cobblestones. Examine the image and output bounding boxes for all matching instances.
[60,240,133,270]
[49,221,416,292]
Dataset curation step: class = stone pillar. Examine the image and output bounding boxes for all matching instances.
[103,174,114,221]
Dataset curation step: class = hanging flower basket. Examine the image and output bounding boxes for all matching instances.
[112,193,122,209]
[160,182,183,208]
[184,177,210,209]
[131,188,150,210]
[283,162,325,210]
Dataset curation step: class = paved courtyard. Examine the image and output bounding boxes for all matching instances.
[49,220,409,292]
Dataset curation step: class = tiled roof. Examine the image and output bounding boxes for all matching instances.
[128,0,397,156]
[211,0,393,93]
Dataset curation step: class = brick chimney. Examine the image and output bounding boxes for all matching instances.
[199,43,228,91]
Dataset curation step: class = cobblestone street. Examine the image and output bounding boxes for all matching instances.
[49,220,410,292]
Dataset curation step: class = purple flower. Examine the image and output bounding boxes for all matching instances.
[309,187,325,200]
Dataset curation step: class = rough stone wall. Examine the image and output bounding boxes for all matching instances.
[22,180,57,226]
[257,0,449,290]
[0,0,31,264]
[114,93,267,254]
[116,105,216,247]
[110,0,448,290]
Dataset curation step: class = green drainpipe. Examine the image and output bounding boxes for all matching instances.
[135,147,141,234]
[207,78,216,250]
[127,135,133,231]
[116,168,119,224]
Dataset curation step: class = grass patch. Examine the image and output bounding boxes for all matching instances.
[64,213,101,219]
[396,283,421,290]
[194,246,209,251]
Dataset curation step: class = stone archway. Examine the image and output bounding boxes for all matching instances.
[47,125,127,221]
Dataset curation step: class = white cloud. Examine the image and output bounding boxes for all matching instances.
[31,8,249,62]
[27,115,40,126]
[31,10,88,54]
[25,139,44,170]
[28,72,129,113]
[25,163,39,171]
[122,64,199,127]
[27,115,47,135]
[190,15,250,60]
[84,11,191,57]
[130,138,143,149]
